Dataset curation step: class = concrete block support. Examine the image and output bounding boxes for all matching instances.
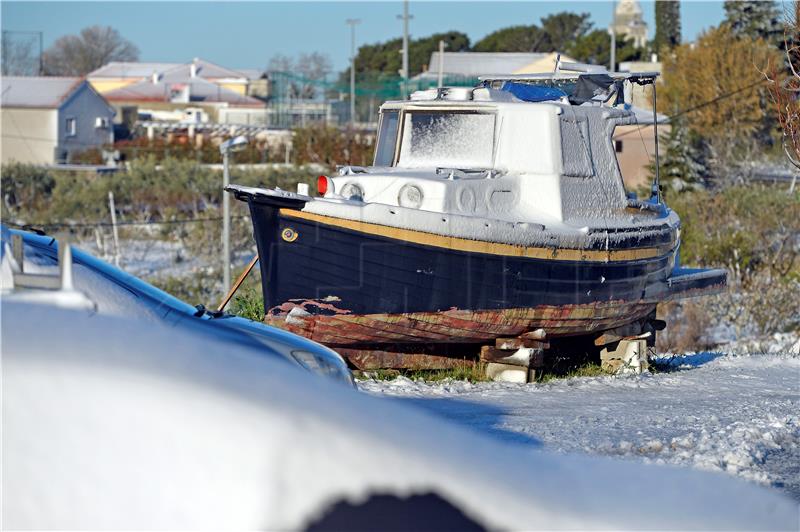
[600,338,649,374]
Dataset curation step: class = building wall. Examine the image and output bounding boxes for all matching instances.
[1,107,58,164]
[89,78,139,94]
[515,53,576,74]
[216,81,247,95]
[613,123,670,193]
[58,84,115,161]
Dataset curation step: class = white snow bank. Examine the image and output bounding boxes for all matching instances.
[3,303,797,529]
[360,337,800,502]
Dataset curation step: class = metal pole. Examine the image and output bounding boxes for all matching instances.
[609,1,616,72]
[108,190,120,267]
[222,150,231,294]
[402,0,409,98]
[652,84,661,203]
[346,19,360,128]
[437,39,445,88]
[39,31,43,75]
[609,30,616,72]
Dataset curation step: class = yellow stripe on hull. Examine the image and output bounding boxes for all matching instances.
[280,209,671,263]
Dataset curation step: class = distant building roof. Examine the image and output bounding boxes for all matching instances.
[88,62,182,79]
[103,77,263,106]
[416,52,570,80]
[161,59,248,82]
[237,69,268,80]
[1,76,85,108]
[89,58,248,81]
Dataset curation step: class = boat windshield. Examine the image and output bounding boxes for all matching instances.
[396,110,496,169]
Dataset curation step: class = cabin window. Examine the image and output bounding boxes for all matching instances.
[397,110,495,169]
[374,110,399,166]
[65,117,77,137]
[615,140,623,153]
[560,117,594,177]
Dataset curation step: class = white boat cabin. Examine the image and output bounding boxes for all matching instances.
[323,72,661,232]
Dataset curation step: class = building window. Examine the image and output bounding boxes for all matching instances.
[66,117,77,137]
[615,140,623,153]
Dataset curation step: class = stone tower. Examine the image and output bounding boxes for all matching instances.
[613,0,649,48]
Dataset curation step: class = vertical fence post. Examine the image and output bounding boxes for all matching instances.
[108,190,121,267]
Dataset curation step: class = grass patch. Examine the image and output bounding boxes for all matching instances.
[535,363,608,383]
[356,362,491,383]
[357,361,611,384]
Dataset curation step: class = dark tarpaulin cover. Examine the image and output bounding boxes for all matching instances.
[500,82,567,102]
[570,74,624,105]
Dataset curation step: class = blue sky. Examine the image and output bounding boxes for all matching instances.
[2,1,725,73]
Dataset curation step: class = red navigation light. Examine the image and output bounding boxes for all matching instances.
[317,175,329,196]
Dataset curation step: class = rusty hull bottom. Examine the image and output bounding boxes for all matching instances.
[264,300,658,348]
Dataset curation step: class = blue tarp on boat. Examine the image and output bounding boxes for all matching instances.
[500,82,567,102]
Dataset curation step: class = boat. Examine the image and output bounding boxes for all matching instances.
[227,65,726,355]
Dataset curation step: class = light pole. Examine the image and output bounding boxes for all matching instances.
[219,135,248,295]
[437,39,447,89]
[397,0,412,98]
[346,18,361,127]
[608,1,616,72]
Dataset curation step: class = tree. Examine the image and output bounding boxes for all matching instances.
[538,12,592,52]
[651,116,708,190]
[42,25,138,76]
[472,12,590,53]
[763,3,800,188]
[1,32,39,76]
[567,30,644,69]
[724,0,782,46]
[350,31,469,78]
[654,0,681,52]
[267,52,332,100]
[472,25,545,52]
[660,25,777,171]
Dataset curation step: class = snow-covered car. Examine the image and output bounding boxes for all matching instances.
[0,225,353,387]
[2,302,795,530]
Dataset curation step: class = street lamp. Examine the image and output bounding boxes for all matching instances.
[220,135,248,295]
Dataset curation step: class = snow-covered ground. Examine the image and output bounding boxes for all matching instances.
[360,334,800,502]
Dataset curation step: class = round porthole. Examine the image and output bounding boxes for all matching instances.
[458,188,476,212]
[341,182,365,201]
[398,184,423,209]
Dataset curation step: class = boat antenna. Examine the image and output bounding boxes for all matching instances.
[651,79,661,203]
[550,54,561,88]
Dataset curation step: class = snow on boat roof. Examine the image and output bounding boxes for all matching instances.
[479,71,659,83]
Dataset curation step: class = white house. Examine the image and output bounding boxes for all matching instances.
[1,77,115,165]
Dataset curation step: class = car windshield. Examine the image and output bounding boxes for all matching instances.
[397,110,496,169]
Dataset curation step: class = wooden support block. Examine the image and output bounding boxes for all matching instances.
[495,337,550,350]
[520,328,546,340]
[600,338,649,374]
[480,346,544,368]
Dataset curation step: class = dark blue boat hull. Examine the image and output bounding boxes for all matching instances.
[235,194,724,346]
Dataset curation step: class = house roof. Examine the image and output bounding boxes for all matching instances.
[161,59,248,81]
[88,58,248,81]
[0,76,85,108]
[419,52,552,78]
[88,62,182,79]
[103,77,263,106]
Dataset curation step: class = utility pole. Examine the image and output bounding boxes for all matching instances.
[346,18,361,128]
[608,2,616,72]
[397,0,412,98]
